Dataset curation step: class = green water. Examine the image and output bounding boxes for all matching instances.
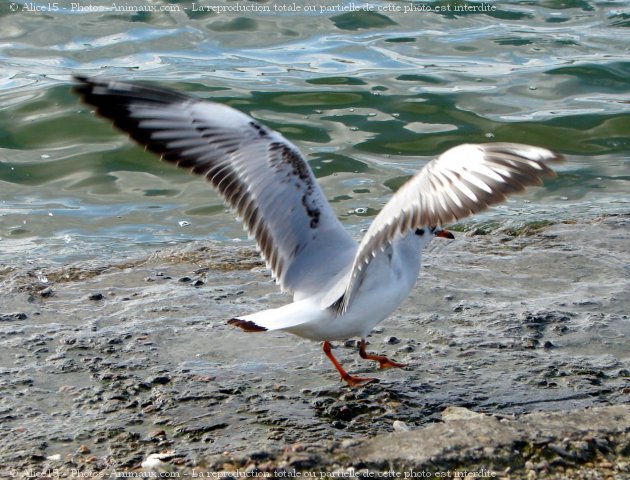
[0,0,629,266]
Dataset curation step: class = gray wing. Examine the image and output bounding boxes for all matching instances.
[74,76,357,299]
[334,143,564,314]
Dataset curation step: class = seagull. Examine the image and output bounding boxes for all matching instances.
[74,76,563,386]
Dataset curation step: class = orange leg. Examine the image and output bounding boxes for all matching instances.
[359,339,406,369]
[322,341,378,387]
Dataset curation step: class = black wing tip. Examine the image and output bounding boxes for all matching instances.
[538,151,565,179]
[72,74,192,106]
[72,75,118,95]
[228,318,268,332]
[481,142,565,160]
[73,74,86,84]
[72,75,96,97]
[549,152,566,164]
[73,74,91,84]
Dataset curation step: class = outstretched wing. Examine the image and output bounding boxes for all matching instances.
[74,76,357,299]
[334,143,564,314]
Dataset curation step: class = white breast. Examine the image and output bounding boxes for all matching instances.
[288,232,425,341]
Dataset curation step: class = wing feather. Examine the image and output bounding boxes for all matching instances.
[74,76,357,299]
[334,143,564,314]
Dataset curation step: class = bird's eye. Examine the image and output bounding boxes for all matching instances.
[415,228,425,236]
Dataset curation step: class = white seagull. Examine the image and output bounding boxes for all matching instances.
[74,76,563,386]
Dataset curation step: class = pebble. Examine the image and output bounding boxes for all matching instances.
[522,339,539,349]
[331,420,346,429]
[88,292,104,301]
[340,438,361,448]
[40,287,54,298]
[30,451,46,461]
[148,429,167,439]
[393,420,411,432]
[384,336,400,345]
[0,313,28,321]
[147,375,171,385]
[442,406,483,421]
[248,451,271,461]
[288,454,319,469]
[141,454,166,470]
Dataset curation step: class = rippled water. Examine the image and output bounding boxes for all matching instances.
[1,0,629,266]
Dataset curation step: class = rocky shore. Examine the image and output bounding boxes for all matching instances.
[1,215,628,478]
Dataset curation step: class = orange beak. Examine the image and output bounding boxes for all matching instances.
[435,228,455,239]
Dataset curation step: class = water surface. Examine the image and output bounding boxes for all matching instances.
[0,0,629,267]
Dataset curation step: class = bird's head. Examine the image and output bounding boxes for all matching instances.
[414,226,455,242]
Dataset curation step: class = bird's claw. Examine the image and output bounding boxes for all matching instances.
[378,359,406,369]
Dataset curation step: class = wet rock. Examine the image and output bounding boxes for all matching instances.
[348,405,630,473]
[393,420,411,432]
[141,451,177,470]
[287,454,320,469]
[148,430,167,440]
[0,312,27,321]
[442,406,483,421]
[452,302,473,312]
[341,438,362,448]
[397,344,414,353]
[30,450,46,461]
[328,405,353,422]
[249,450,271,463]
[147,375,171,385]
[548,442,573,459]
[1,219,628,475]
[117,452,145,468]
[15,377,34,386]
[522,338,539,349]
[39,287,54,297]
[175,422,229,437]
